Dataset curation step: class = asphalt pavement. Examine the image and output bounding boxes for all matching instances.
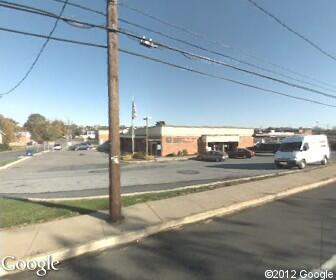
[0,150,292,199]
[6,182,336,280]
[1,150,334,199]
[0,150,25,162]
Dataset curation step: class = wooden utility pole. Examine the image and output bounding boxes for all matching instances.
[107,0,122,222]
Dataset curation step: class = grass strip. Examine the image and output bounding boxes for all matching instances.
[0,159,18,167]
[0,186,217,229]
[0,165,326,229]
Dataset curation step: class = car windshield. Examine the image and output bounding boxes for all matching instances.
[279,142,302,152]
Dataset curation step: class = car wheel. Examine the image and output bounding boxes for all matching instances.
[275,163,283,169]
[298,159,306,169]
[321,156,328,165]
[215,158,220,162]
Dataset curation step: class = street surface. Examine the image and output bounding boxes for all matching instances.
[0,146,44,163]
[0,149,26,162]
[6,182,336,280]
[0,150,316,199]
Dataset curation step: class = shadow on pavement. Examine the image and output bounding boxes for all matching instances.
[205,163,276,170]
[2,196,109,221]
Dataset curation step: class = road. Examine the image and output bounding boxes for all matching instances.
[0,145,44,163]
[0,150,304,199]
[6,183,336,280]
[0,149,26,162]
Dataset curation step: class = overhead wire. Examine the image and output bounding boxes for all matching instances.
[44,0,336,91]
[246,0,336,62]
[1,1,335,108]
[119,18,336,94]
[119,49,336,108]
[48,0,105,16]
[0,0,69,97]
[119,1,336,89]
[0,26,106,48]
[120,27,336,100]
[2,25,334,108]
[2,1,336,100]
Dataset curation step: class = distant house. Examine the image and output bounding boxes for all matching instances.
[9,131,31,146]
[0,130,5,144]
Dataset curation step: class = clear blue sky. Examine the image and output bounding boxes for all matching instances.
[0,0,335,128]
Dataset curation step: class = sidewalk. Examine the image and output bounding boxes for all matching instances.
[1,165,336,276]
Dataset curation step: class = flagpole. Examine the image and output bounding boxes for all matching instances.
[131,97,135,154]
[131,119,134,154]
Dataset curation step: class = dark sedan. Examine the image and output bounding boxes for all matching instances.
[197,151,229,162]
[228,148,255,158]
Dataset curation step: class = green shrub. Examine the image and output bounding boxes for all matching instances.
[122,153,133,161]
[133,152,145,159]
[0,144,10,152]
[166,153,176,157]
[182,149,188,156]
[145,155,155,160]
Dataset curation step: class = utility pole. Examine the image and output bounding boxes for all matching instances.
[107,0,122,222]
[143,116,151,158]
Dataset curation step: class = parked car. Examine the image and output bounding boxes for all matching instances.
[197,151,228,162]
[250,143,280,154]
[53,144,62,151]
[25,150,33,156]
[228,148,255,158]
[75,142,94,151]
[274,135,330,169]
[97,141,110,153]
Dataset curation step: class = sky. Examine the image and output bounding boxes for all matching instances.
[0,0,335,128]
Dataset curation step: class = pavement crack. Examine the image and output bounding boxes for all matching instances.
[145,202,164,222]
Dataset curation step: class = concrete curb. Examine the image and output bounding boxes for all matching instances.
[1,176,335,277]
[0,150,49,171]
[0,157,30,171]
[122,156,195,164]
[26,165,328,202]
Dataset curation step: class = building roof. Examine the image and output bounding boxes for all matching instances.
[153,124,254,129]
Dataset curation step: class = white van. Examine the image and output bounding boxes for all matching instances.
[274,135,330,169]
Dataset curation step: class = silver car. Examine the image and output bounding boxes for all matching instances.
[197,151,228,162]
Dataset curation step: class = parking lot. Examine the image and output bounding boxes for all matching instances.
[0,150,333,199]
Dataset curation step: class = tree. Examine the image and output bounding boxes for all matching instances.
[24,114,67,142]
[50,120,66,140]
[0,115,19,144]
[24,114,49,143]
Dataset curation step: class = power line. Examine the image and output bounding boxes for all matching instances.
[119,49,336,108]
[119,1,336,90]
[0,26,106,48]
[0,24,334,108]
[0,0,69,97]
[119,18,336,94]
[52,0,335,93]
[12,0,336,91]
[0,0,96,29]
[246,0,336,62]
[48,0,105,16]
[120,28,336,100]
[2,1,336,100]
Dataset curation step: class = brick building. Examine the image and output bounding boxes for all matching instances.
[119,124,254,156]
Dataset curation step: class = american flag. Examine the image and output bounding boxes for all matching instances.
[132,98,137,120]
